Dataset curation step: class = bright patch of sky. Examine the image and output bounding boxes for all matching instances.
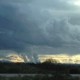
[39,54,80,64]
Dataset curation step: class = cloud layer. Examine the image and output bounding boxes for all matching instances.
[0,0,80,62]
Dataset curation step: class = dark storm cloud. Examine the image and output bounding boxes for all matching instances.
[0,0,80,62]
[69,15,80,25]
[0,2,49,51]
[0,3,25,51]
[0,1,80,50]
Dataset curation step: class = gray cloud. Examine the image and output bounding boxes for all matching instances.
[0,1,80,62]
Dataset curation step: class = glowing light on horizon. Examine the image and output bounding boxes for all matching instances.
[1,53,80,64]
[39,54,80,64]
[6,53,24,62]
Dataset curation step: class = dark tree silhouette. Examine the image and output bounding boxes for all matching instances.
[43,58,59,64]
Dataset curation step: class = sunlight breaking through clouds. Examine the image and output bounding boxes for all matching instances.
[0,53,80,64]
[39,54,80,64]
[68,0,80,6]
[6,54,24,62]
[74,1,80,6]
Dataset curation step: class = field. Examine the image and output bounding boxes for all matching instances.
[0,74,80,80]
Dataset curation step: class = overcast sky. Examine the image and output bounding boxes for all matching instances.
[0,0,80,63]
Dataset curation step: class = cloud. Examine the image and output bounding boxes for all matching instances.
[0,1,80,62]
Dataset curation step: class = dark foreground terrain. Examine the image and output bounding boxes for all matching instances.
[0,74,80,80]
[0,61,80,74]
[0,59,80,80]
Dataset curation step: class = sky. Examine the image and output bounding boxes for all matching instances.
[0,0,80,63]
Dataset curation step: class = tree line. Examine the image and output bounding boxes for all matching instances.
[0,59,80,74]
